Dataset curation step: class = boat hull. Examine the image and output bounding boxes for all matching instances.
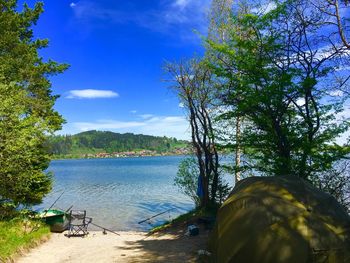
[40,209,69,233]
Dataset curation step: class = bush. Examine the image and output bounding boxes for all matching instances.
[175,157,201,207]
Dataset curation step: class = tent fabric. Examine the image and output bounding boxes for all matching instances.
[209,176,350,263]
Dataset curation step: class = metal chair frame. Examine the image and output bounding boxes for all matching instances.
[67,210,92,237]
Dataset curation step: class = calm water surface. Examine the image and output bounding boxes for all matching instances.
[38,156,194,231]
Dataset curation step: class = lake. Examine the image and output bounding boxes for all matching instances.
[38,156,195,231]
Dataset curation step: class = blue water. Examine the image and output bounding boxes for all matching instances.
[38,156,195,231]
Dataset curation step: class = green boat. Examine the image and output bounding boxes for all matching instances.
[40,209,69,233]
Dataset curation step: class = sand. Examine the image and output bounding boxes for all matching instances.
[17,226,209,263]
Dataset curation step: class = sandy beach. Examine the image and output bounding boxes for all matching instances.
[17,226,209,263]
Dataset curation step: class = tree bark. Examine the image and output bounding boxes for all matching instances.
[235,116,241,184]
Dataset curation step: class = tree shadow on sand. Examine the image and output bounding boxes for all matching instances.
[115,224,210,263]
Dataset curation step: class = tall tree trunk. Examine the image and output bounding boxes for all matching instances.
[235,115,241,183]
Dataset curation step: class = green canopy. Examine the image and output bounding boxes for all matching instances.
[209,176,350,263]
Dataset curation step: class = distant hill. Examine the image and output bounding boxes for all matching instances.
[47,130,189,159]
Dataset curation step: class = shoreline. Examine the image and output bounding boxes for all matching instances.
[51,153,190,161]
[17,226,209,263]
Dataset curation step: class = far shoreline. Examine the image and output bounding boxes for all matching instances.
[51,153,190,161]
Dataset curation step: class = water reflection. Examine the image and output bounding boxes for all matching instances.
[37,156,195,231]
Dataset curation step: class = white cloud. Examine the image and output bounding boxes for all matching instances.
[139,114,154,119]
[174,0,191,9]
[329,90,344,97]
[336,65,350,72]
[296,98,304,106]
[138,115,190,139]
[262,2,277,13]
[66,89,119,99]
[130,110,137,114]
[314,45,350,60]
[179,102,185,108]
[176,74,194,82]
[155,0,210,33]
[70,0,211,41]
[334,107,350,145]
[70,115,190,140]
[252,2,277,14]
[70,2,76,8]
[74,120,144,131]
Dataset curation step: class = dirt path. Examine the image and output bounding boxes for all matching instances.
[17,227,209,263]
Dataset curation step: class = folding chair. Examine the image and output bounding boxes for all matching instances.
[66,210,92,237]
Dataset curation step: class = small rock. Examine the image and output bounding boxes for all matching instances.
[198,250,211,256]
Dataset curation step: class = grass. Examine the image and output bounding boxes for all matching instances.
[149,207,217,234]
[0,218,50,262]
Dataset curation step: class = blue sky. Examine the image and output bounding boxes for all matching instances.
[21,0,212,139]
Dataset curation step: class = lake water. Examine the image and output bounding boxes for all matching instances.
[38,156,195,231]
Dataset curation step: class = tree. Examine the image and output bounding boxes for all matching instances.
[174,158,201,207]
[310,0,350,96]
[311,0,350,50]
[207,0,350,181]
[0,1,68,207]
[208,0,233,43]
[207,1,254,184]
[165,59,221,209]
[0,80,53,206]
[318,160,350,213]
[208,0,243,184]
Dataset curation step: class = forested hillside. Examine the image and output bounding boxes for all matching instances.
[47,130,189,158]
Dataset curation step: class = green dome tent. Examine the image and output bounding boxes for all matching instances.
[209,176,350,263]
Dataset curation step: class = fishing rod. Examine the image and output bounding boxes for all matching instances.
[138,208,175,224]
[47,191,65,211]
[90,222,120,236]
[65,205,73,213]
[41,191,65,217]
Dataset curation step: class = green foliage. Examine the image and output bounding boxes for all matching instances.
[207,1,350,180]
[317,160,350,213]
[165,59,223,209]
[174,158,201,207]
[0,1,68,207]
[0,218,50,261]
[0,201,17,220]
[215,177,231,205]
[47,130,188,157]
[0,79,53,206]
